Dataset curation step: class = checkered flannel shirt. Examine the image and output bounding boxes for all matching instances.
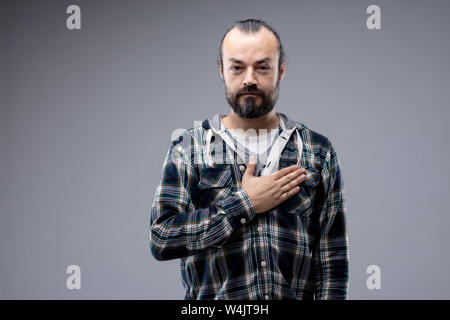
[149,119,349,300]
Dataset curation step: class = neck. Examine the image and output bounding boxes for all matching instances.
[222,110,280,135]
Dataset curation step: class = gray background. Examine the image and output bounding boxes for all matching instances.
[1,0,449,299]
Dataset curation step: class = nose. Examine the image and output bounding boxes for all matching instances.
[243,67,257,87]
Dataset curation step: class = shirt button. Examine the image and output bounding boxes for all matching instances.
[257,226,263,232]
[261,261,267,267]
[239,165,246,172]
[265,295,269,300]
[240,218,246,224]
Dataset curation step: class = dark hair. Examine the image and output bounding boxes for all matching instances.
[217,18,286,74]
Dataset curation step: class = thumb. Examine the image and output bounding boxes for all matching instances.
[244,155,257,176]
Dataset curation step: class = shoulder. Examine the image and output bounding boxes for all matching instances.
[168,124,206,166]
[170,126,202,147]
[297,121,333,157]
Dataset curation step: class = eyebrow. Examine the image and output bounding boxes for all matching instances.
[229,57,272,64]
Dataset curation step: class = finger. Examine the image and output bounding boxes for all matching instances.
[248,155,257,165]
[279,186,300,202]
[279,174,306,193]
[278,167,306,186]
[244,163,256,177]
[244,156,257,177]
[286,186,301,199]
[272,165,304,180]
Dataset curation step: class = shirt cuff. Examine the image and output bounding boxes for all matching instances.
[216,189,256,229]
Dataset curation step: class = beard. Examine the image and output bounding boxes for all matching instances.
[224,78,280,119]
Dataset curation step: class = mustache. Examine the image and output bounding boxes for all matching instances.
[238,87,264,96]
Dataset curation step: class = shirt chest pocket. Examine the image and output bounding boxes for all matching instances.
[279,167,321,218]
[197,165,234,208]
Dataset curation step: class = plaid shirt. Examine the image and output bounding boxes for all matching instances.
[149,112,349,300]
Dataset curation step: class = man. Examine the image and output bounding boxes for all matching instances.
[149,19,349,300]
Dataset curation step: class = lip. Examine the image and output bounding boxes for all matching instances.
[242,93,260,96]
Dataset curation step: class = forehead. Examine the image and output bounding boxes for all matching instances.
[222,26,279,63]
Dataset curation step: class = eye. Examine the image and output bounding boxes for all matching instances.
[230,66,242,71]
[259,65,271,71]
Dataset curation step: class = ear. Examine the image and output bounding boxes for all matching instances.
[279,62,286,82]
[219,64,224,81]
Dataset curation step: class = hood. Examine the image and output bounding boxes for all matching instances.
[204,112,301,132]
[201,112,305,176]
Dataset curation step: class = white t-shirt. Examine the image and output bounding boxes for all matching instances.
[220,116,286,176]
[227,128,279,156]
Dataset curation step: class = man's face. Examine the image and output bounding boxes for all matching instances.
[219,26,285,119]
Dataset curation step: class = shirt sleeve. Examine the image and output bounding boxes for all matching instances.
[313,141,349,300]
[149,132,256,261]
